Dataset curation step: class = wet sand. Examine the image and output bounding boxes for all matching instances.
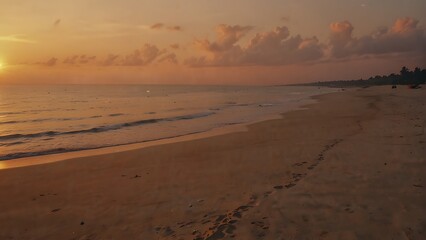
[0,86,425,239]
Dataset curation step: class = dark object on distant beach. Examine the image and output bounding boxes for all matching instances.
[392,85,397,89]
[80,221,85,225]
[409,84,421,89]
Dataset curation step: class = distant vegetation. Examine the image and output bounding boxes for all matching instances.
[295,66,426,87]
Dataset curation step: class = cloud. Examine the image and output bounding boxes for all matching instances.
[44,58,58,66]
[329,17,426,58]
[187,24,324,66]
[330,21,354,43]
[63,55,96,65]
[281,16,290,22]
[186,17,425,67]
[53,19,61,27]
[194,24,252,52]
[30,43,175,67]
[97,44,174,66]
[167,26,182,31]
[0,34,36,44]
[150,23,164,30]
[170,43,180,49]
[122,44,166,66]
[187,24,252,66]
[242,27,324,65]
[102,54,120,66]
[158,53,178,64]
[80,55,97,64]
[391,17,418,33]
[26,17,424,69]
[151,23,183,32]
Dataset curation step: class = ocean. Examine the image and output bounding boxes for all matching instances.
[0,85,336,160]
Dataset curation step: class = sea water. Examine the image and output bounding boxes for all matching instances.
[0,85,336,160]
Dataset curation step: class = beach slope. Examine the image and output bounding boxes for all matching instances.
[0,86,425,239]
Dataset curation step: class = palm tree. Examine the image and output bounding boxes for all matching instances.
[399,66,410,84]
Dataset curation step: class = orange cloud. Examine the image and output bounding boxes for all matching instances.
[44,57,58,66]
[122,44,166,66]
[158,53,178,64]
[188,25,324,66]
[281,16,290,22]
[98,44,175,66]
[150,23,164,30]
[391,17,418,33]
[151,23,183,31]
[53,19,61,27]
[102,54,120,66]
[170,43,180,49]
[243,27,324,65]
[329,21,354,44]
[329,17,426,58]
[63,55,96,65]
[167,26,182,31]
[195,24,252,52]
[32,44,175,67]
[23,17,426,69]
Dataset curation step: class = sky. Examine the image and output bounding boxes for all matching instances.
[0,0,425,85]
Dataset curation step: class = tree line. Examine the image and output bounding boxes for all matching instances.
[295,66,426,87]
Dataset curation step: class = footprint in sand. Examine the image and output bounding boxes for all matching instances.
[154,226,176,237]
[157,139,345,240]
[293,161,307,167]
[193,205,253,239]
[250,220,270,238]
[263,191,272,198]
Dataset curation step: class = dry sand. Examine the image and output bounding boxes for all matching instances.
[0,86,425,240]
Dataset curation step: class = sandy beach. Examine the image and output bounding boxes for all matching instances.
[0,86,425,240]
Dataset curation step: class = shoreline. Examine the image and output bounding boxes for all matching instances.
[0,89,339,170]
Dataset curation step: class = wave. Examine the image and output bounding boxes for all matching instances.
[0,112,215,142]
[109,113,125,117]
[0,111,23,115]
[0,115,104,125]
[0,129,208,161]
[0,108,62,116]
[0,141,26,147]
[0,148,83,160]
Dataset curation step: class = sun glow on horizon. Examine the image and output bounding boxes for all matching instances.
[0,61,9,74]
